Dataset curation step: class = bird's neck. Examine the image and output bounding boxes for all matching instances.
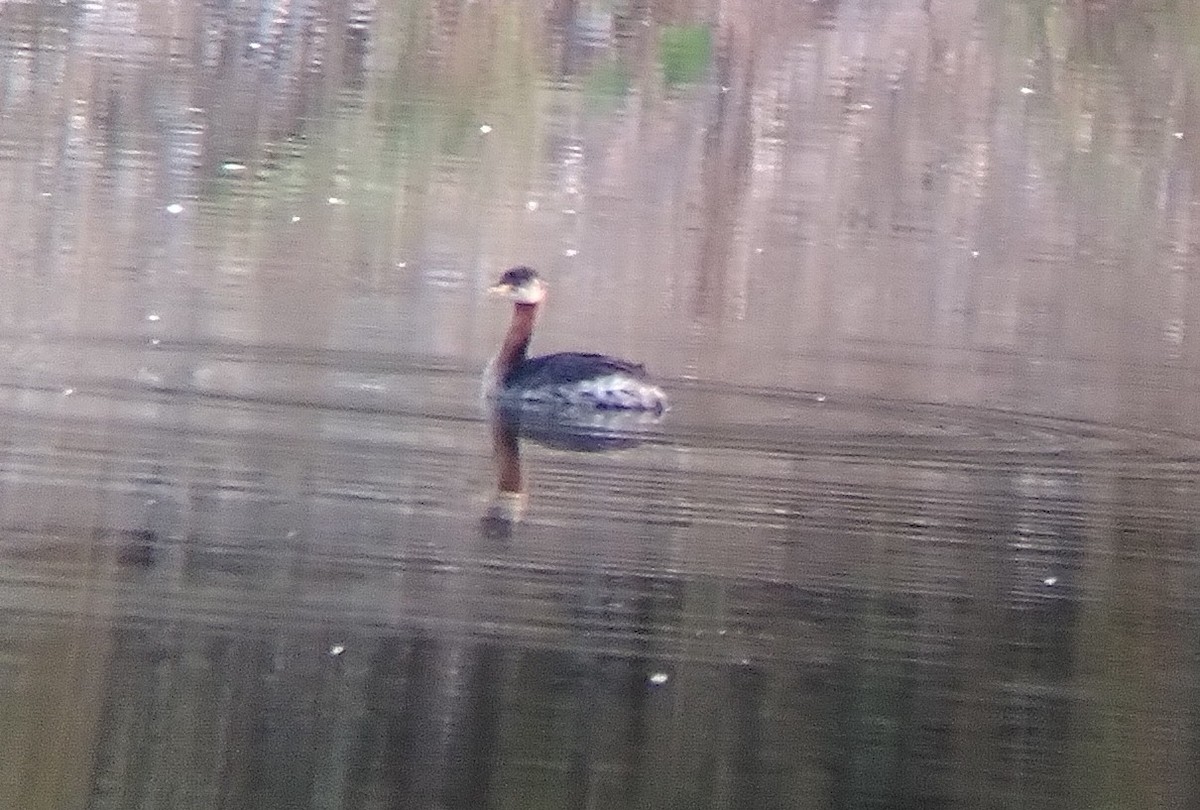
[493,301,539,379]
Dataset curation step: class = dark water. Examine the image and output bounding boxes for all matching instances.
[1,1,1199,808]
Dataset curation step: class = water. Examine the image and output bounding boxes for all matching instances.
[0,1,1198,808]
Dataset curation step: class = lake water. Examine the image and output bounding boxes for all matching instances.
[0,1,1198,808]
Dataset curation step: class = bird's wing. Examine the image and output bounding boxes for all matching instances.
[504,352,648,388]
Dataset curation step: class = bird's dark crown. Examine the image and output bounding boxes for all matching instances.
[498,266,540,287]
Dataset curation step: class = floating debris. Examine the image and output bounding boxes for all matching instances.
[479,124,493,134]
[563,248,579,257]
[327,197,346,205]
[165,203,184,214]
[526,200,539,211]
[291,215,301,222]
[648,672,669,685]
[1043,576,1058,586]
[146,313,161,322]
[1019,86,1036,95]
[329,644,346,656]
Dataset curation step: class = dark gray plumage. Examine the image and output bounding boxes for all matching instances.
[502,351,648,390]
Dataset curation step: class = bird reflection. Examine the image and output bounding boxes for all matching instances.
[482,402,663,537]
[482,409,528,537]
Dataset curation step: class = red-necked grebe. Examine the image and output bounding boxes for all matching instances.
[484,266,667,412]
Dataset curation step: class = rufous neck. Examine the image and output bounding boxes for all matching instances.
[494,301,539,378]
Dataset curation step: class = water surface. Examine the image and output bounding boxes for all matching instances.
[0,1,1198,808]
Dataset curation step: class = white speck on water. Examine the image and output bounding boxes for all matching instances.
[717,629,727,636]
[971,250,980,258]
[815,393,827,402]
[396,261,407,268]
[1164,319,1184,345]
[291,215,301,223]
[146,498,157,505]
[739,658,751,666]
[1175,132,1185,139]
[42,191,52,197]
[286,529,298,538]
[755,247,764,254]
[525,199,539,211]
[327,196,346,205]
[563,248,579,257]
[221,161,246,172]
[328,644,346,656]
[150,338,161,346]
[165,203,184,214]
[1043,576,1058,586]
[479,124,493,134]
[856,103,873,111]
[1020,86,1036,95]
[249,41,261,50]
[648,672,669,685]
[62,387,74,396]
[562,208,577,215]
[145,313,161,322]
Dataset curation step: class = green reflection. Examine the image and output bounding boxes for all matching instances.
[660,25,711,86]
[586,60,633,105]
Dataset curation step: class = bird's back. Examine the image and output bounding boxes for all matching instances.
[501,352,665,411]
[504,352,644,387]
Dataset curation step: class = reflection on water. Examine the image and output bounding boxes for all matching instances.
[1,0,1199,808]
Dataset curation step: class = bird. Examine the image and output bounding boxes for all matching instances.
[483,266,667,412]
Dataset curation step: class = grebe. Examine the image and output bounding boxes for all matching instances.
[484,266,667,412]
